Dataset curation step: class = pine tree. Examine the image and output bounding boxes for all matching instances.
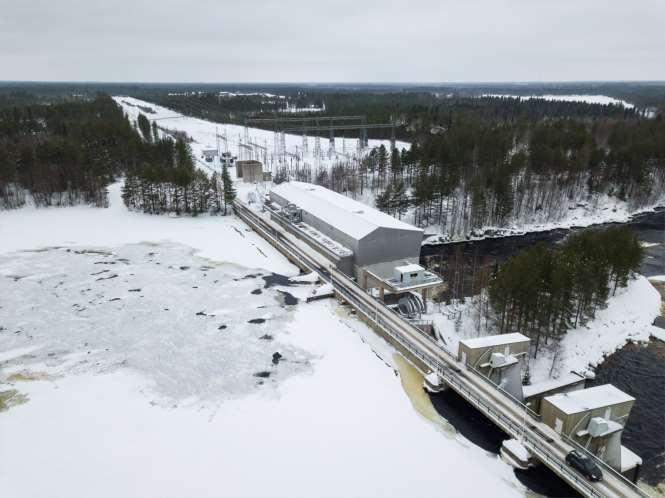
[137,113,152,142]
[151,121,159,142]
[221,164,236,215]
[375,183,392,214]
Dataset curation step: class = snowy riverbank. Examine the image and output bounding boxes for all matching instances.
[427,274,663,384]
[422,200,665,246]
[0,181,525,498]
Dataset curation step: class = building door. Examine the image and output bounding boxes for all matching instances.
[554,418,563,435]
[461,351,467,365]
[604,407,612,420]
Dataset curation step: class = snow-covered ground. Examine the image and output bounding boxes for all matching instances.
[422,193,665,245]
[115,96,664,246]
[115,96,409,180]
[482,93,635,108]
[0,183,525,497]
[427,275,663,383]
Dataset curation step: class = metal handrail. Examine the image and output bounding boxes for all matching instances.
[234,200,647,498]
[560,434,650,497]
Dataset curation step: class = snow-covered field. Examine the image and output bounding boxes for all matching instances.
[0,183,525,497]
[427,275,663,384]
[482,93,635,108]
[115,96,409,179]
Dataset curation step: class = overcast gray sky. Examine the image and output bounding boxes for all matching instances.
[1,0,664,82]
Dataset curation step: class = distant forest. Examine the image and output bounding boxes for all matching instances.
[0,93,233,214]
[2,83,664,234]
[138,88,665,238]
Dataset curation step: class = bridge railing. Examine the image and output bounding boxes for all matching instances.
[235,200,647,498]
[328,271,605,497]
[560,434,650,497]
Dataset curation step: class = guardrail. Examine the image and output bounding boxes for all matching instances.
[328,270,605,498]
[560,434,650,498]
[234,200,646,498]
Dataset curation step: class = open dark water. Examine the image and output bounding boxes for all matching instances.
[421,209,665,492]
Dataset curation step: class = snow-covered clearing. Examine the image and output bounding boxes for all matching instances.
[115,96,409,179]
[482,93,635,108]
[0,182,294,276]
[0,183,524,497]
[427,275,663,383]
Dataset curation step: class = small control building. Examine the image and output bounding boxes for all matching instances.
[458,333,530,369]
[541,384,641,478]
[237,160,264,183]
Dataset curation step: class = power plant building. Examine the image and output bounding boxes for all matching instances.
[269,181,424,276]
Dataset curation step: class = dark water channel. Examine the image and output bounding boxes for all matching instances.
[420,209,665,493]
[420,208,665,298]
[429,390,580,497]
[589,340,665,486]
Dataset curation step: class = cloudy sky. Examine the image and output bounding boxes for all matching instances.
[2,0,664,82]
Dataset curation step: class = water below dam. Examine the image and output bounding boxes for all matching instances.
[420,208,665,493]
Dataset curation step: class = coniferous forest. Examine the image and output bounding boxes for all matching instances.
[0,94,235,214]
[488,227,644,357]
[149,87,665,240]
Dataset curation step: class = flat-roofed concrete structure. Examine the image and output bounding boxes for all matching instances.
[541,384,635,437]
[541,384,639,476]
[523,373,587,413]
[458,333,530,369]
[269,181,424,275]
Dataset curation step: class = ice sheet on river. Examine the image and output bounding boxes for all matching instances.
[0,242,313,403]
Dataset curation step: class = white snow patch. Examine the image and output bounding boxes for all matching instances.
[531,276,662,381]
[289,271,320,283]
[0,181,296,276]
[0,300,524,498]
[426,275,662,382]
[482,94,635,108]
[502,438,530,462]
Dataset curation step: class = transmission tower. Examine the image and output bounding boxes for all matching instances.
[328,128,335,158]
[314,136,321,159]
[280,132,286,160]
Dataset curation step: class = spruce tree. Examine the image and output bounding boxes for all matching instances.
[137,113,152,142]
[221,164,236,215]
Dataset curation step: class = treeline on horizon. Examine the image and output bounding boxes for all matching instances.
[0,94,234,214]
[488,227,644,357]
[145,91,645,141]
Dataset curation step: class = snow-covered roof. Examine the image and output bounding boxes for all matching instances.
[620,445,643,472]
[459,333,530,350]
[270,181,422,240]
[544,384,634,415]
[522,373,586,399]
[395,264,424,273]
